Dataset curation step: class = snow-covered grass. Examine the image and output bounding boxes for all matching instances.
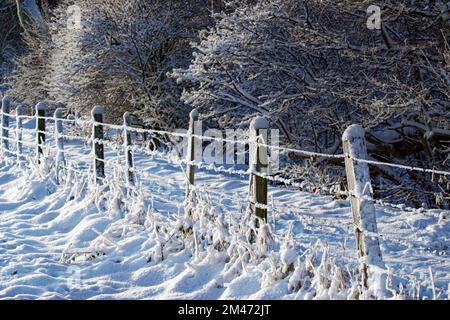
[0,119,449,300]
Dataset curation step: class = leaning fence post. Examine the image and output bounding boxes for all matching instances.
[16,105,24,160]
[123,112,134,186]
[54,108,65,167]
[1,96,10,154]
[249,117,269,225]
[186,109,199,197]
[342,124,385,290]
[91,106,105,184]
[35,102,46,162]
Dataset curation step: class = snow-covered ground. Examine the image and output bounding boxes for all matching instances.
[0,119,449,300]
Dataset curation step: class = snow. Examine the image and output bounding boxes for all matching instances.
[18,0,45,26]
[250,117,268,131]
[0,119,449,300]
[54,109,64,118]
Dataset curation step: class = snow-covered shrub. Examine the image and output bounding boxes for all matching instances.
[42,0,215,127]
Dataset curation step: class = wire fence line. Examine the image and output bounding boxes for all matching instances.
[0,96,449,290]
[0,98,448,213]
[8,106,450,178]
[0,100,447,212]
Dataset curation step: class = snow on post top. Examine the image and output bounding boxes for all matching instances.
[250,117,268,131]
[54,108,64,118]
[35,102,46,111]
[190,108,199,120]
[342,124,365,142]
[91,106,104,117]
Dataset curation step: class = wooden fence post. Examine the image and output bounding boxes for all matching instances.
[249,117,269,225]
[342,124,385,289]
[186,109,199,197]
[91,106,105,184]
[1,95,10,154]
[16,105,24,160]
[54,108,65,166]
[35,102,46,162]
[123,112,134,185]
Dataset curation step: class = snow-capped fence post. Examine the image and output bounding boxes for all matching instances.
[91,106,105,184]
[342,124,385,290]
[123,112,134,186]
[35,102,46,162]
[249,117,269,225]
[54,108,65,171]
[186,109,199,197]
[1,95,10,153]
[16,105,24,160]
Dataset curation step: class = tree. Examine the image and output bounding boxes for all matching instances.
[7,0,217,126]
[14,0,45,29]
[173,0,450,207]
[0,0,22,88]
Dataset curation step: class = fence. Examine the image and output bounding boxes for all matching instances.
[1,95,449,290]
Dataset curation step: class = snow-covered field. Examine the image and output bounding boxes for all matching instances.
[0,119,449,300]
